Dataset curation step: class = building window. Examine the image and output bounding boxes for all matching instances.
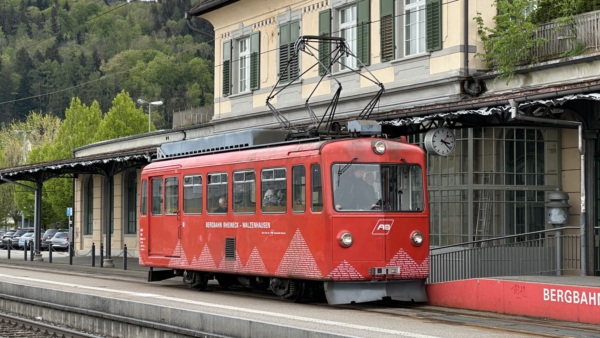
[319,0,370,73]
[404,0,426,56]
[222,32,260,96]
[379,0,442,61]
[84,176,93,236]
[427,127,559,247]
[124,171,137,234]
[238,37,250,92]
[340,5,357,69]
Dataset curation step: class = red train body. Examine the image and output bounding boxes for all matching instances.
[139,134,429,304]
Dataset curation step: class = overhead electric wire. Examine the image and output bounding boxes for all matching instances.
[0,0,459,108]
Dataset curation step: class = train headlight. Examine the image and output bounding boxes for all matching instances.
[410,231,424,246]
[339,232,353,247]
[372,140,386,155]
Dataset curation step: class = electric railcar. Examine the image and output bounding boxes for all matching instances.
[139,129,429,304]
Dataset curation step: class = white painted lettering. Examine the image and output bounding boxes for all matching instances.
[543,288,600,306]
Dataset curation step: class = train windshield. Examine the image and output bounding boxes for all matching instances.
[332,163,424,212]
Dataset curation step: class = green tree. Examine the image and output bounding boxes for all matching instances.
[94,90,150,141]
[30,97,103,222]
[475,0,547,82]
[8,111,63,225]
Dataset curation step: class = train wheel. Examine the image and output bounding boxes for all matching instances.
[183,271,209,290]
[290,280,306,303]
[216,274,237,290]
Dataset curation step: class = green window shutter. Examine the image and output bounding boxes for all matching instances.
[318,9,331,76]
[289,20,300,79]
[426,0,442,52]
[250,31,260,90]
[279,23,290,83]
[356,0,370,66]
[380,0,394,61]
[222,39,231,96]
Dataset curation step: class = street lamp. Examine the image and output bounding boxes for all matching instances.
[137,99,163,133]
[14,130,32,164]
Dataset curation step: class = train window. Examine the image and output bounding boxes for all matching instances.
[183,175,202,214]
[141,179,147,216]
[165,177,179,214]
[151,178,163,215]
[207,172,228,213]
[292,165,306,213]
[261,167,287,213]
[233,170,256,214]
[311,164,323,212]
[332,163,425,212]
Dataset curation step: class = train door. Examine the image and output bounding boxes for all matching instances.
[148,176,181,257]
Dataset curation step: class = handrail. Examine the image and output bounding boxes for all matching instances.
[430,226,579,251]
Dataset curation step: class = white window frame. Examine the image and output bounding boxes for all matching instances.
[404,0,426,56]
[339,5,357,70]
[238,37,251,93]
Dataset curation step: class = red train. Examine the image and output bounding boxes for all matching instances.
[139,127,429,304]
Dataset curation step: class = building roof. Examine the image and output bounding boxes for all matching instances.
[187,0,238,17]
[0,146,155,184]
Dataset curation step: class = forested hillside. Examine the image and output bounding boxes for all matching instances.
[0,0,213,128]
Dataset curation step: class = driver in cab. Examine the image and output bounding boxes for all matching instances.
[334,166,378,211]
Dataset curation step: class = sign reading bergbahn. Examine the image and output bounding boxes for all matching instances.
[139,128,430,304]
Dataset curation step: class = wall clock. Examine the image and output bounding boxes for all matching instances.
[424,127,456,156]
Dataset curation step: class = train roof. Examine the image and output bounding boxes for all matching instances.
[156,121,384,161]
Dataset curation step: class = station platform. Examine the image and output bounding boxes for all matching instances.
[426,275,600,325]
[1,250,599,326]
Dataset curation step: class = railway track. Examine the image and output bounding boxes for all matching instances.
[0,312,100,338]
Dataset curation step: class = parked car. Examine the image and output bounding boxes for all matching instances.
[51,232,70,251]
[9,228,33,249]
[41,229,68,250]
[17,232,34,250]
[0,230,15,249]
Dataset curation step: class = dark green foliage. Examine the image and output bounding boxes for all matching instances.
[530,0,600,24]
[0,0,213,126]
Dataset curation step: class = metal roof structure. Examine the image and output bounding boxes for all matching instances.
[0,146,155,183]
[186,0,238,17]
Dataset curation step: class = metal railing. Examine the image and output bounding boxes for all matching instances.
[531,10,600,62]
[429,227,581,284]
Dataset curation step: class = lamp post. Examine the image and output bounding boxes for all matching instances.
[14,130,32,228]
[137,99,163,133]
[546,189,570,276]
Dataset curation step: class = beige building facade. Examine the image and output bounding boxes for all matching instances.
[62,0,600,275]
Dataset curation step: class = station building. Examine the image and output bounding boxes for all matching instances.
[1,0,599,277]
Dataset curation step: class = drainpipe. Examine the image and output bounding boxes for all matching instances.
[509,99,587,276]
[464,0,469,78]
[462,0,484,97]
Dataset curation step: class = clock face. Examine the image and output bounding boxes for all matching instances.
[424,128,455,156]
